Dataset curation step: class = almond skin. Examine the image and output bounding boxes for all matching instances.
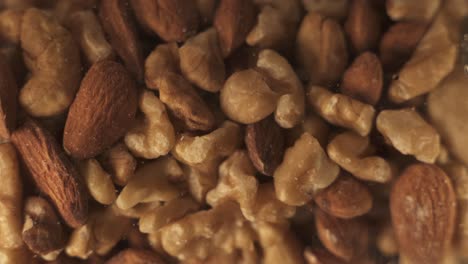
[12,119,88,228]
[0,56,17,141]
[63,60,138,159]
[106,249,165,264]
[390,163,456,264]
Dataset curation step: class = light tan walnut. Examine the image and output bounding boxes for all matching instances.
[77,159,116,205]
[144,43,179,90]
[99,143,136,187]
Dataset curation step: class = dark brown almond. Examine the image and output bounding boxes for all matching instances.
[245,116,285,176]
[315,209,369,261]
[214,0,256,57]
[390,163,456,264]
[0,56,17,141]
[11,120,88,228]
[63,60,138,159]
[130,0,200,42]
[315,175,373,219]
[345,0,382,53]
[99,0,144,80]
[106,249,166,264]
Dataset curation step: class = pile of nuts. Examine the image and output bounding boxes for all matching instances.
[0,0,467,263]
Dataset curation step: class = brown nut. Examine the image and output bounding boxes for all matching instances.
[250,183,296,224]
[179,28,225,93]
[245,116,285,176]
[99,143,136,186]
[0,10,23,43]
[214,0,256,57]
[196,0,218,25]
[106,248,166,264]
[0,246,34,264]
[182,159,220,203]
[99,0,144,80]
[274,132,340,206]
[63,60,138,159]
[307,85,375,137]
[93,205,132,256]
[130,0,199,42]
[0,55,17,141]
[296,12,348,85]
[144,43,180,90]
[22,197,66,256]
[315,209,369,261]
[376,108,440,163]
[376,224,398,256]
[314,174,373,219]
[287,113,330,148]
[390,164,456,264]
[301,0,349,20]
[345,0,382,53]
[159,73,215,131]
[341,52,383,105]
[304,247,347,264]
[386,0,441,22]
[12,120,88,228]
[77,159,117,205]
[65,221,95,259]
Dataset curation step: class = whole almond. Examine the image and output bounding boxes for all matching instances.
[341,52,383,105]
[390,163,456,264]
[12,120,88,228]
[100,0,144,80]
[0,56,17,141]
[214,0,256,57]
[106,248,165,264]
[130,0,200,42]
[345,0,382,53]
[315,174,373,219]
[64,60,138,159]
[245,116,285,176]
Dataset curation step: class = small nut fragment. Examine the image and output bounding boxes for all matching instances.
[93,205,132,256]
[77,159,116,205]
[296,12,348,85]
[0,56,17,141]
[12,120,88,228]
[22,197,66,257]
[99,143,136,186]
[287,113,330,147]
[344,0,382,53]
[390,164,456,264]
[107,248,165,264]
[250,183,296,224]
[245,116,285,176]
[341,52,383,105]
[124,90,175,159]
[443,162,468,200]
[314,174,373,219]
[376,108,440,163]
[65,222,95,259]
[179,28,225,93]
[386,0,441,22]
[327,131,394,183]
[144,43,180,90]
[301,0,349,20]
[307,86,375,137]
[274,133,340,206]
[182,159,220,203]
[159,73,215,131]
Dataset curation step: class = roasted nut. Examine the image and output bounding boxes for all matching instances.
[376,224,398,256]
[124,90,176,159]
[182,159,220,203]
[341,52,383,105]
[456,201,468,258]
[144,43,180,90]
[296,12,348,85]
[301,0,349,20]
[345,0,382,53]
[179,28,225,93]
[77,159,116,205]
[68,10,115,65]
[99,0,144,80]
[314,174,373,219]
[116,157,185,210]
[65,220,95,259]
[245,116,285,176]
[99,143,136,187]
[214,0,256,57]
[287,113,330,147]
[304,247,346,264]
[130,0,199,42]
[0,55,17,141]
[52,0,97,24]
[22,197,66,257]
[307,86,375,137]
[386,0,441,22]
[63,60,138,159]
[274,133,340,206]
[107,248,166,264]
[159,73,215,131]
[376,108,440,163]
[172,121,241,166]
[196,0,218,25]
[390,164,456,264]
[327,131,394,183]
[315,209,369,261]
[250,183,296,224]
[0,143,23,249]
[93,205,132,255]
[0,10,23,44]
[12,120,88,228]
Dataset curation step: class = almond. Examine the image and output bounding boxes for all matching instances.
[11,119,88,228]
[214,0,257,57]
[130,0,200,42]
[63,60,138,159]
[0,55,17,141]
[99,0,144,80]
[341,52,383,105]
[345,0,382,53]
[106,248,165,264]
[245,116,285,176]
[390,163,456,264]
[314,174,373,219]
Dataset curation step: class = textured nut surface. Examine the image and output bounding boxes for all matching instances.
[12,120,88,228]
[304,247,347,264]
[63,60,138,159]
[307,85,375,137]
[376,108,440,163]
[65,222,94,259]
[345,0,381,53]
[341,52,383,105]
[78,159,116,205]
[93,206,132,256]
[0,57,17,141]
[274,132,340,206]
[301,0,349,20]
[99,143,136,186]
[386,0,441,22]
[296,12,348,85]
[390,164,456,264]
[106,248,166,264]
[287,114,330,147]
[314,174,373,219]
[144,43,180,90]
[250,183,296,224]
[183,159,219,203]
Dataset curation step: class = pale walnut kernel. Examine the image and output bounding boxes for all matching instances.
[145,43,180,90]
[77,159,116,205]
[99,143,136,187]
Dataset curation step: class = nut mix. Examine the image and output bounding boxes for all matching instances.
[0,0,467,263]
